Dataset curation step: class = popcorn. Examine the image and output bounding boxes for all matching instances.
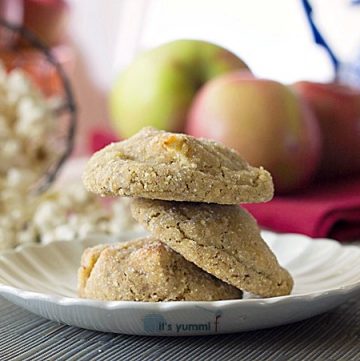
[16,96,51,139]
[0,64,141,252]
[6,168,33,189]
[31,183,143,243]
[6,68,37,102]
[0,115,11,138]
[33,201,67,232]
[0,228,17,251]
[0,64,55,184]
[0,180,142,251]
[3,138,20,154]
[0,64,55,250]
[18,226,38,245]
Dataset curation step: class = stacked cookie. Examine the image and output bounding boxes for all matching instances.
[79,127,293,301]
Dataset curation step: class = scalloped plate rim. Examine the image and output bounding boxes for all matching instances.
[0,232,359,308]
[0,279,359,310]
[0,231,360,335]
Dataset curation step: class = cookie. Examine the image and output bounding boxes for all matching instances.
[78,237,243,302]
[131,199,293,297]
[83,127,273,204]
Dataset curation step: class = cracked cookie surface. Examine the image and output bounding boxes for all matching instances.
[78,237,243,301]
[131,200,293,297]
[83,127,274,204]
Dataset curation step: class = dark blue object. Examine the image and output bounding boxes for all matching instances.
[301,0,340,76]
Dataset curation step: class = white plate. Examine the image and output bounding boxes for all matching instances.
[0,231,359,336]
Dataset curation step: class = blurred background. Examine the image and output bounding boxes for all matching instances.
[2,0,360,152]
[1,0,360,245]
[67,0,360,153]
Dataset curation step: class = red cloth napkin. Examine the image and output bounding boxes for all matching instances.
[90,130,119,152]
[244,176,360,242]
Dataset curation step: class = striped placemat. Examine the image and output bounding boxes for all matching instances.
[0,294,359,361]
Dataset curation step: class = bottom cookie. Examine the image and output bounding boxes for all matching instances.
[78,237,243,302]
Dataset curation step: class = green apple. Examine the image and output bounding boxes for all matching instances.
[109,39,249,138]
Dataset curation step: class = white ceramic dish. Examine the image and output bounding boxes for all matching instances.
[0,231,359,336]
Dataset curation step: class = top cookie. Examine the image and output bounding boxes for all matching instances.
[131,199,293,297]
[83,127,273,204]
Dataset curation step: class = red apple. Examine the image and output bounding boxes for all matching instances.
[0,0,23,48]
[292,81,360,179]
[1,45,72,96]
[21,0,69,47]
[186,73,322,193]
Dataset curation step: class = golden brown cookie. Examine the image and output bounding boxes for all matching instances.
[131,199,293,297]
[78,237,243,302]
[83,127,273,204]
